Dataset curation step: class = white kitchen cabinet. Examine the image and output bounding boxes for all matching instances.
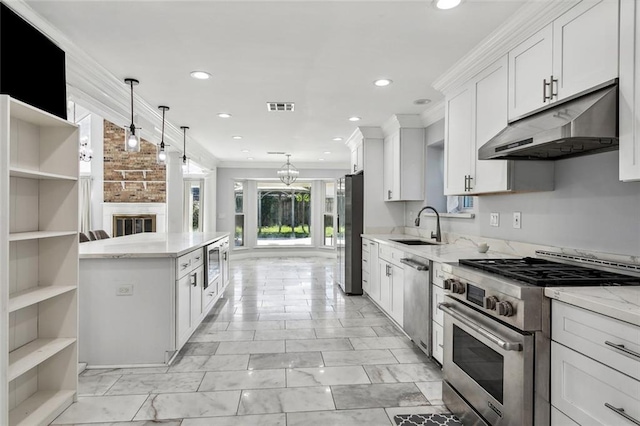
[382,116,425,201]
[508,24,553,119]
[379,261,392,313]
[1,96,79,426]
[551,342,640,426]
[444,86,473,195]
[552,0,618,100]
[431,262,444,364]
[366,240,380,303]
[432,323,444,365]
[508,0,618,120]
[350,142,364,174]
[620,0,640,181]
[551,300,640,425]
[178,263,205,348]
[445,56,554,196]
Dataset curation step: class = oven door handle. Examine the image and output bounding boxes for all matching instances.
[439,303,522,352]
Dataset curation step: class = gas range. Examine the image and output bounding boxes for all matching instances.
[438,251,640,426]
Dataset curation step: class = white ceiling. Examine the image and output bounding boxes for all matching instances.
[26,0,524,167]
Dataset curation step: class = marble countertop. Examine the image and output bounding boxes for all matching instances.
[361,234,517,263]
[80,232,230,259]
[545,286,640,326]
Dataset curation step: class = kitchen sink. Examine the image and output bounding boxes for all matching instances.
[389,239,437,246]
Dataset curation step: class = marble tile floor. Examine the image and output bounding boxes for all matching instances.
[53,257,446,426]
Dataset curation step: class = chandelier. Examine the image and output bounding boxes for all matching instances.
[277,154,299,186]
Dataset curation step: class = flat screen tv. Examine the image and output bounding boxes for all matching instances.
[0,3,67,120]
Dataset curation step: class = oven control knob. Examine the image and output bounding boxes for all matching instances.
[444,279,454,290]
[485,296,499,310]
[451,281,465,294]
[497,301,514,317]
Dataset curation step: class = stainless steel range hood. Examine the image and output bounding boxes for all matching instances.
[478,81,618,160]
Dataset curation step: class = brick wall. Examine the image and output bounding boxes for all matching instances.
[103,120,167,202]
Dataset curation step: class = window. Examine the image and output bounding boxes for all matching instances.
[324,181,335,247]
[184,179,203,232]
[257,181,312,246]
[234,181,245,247]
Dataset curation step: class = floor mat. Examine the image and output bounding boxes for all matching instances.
[393,413,463,426]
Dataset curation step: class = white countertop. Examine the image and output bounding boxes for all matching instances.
[361,234,517,263]
[79,232,230,259]
[545,286,640,326]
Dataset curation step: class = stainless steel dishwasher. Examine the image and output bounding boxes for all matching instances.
[401,255,430,355]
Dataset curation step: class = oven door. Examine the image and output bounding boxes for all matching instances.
[206,243,221,290]
[440,297,534,426]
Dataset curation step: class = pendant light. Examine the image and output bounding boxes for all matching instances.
[157,106,169,164]
[181,126,189,173]
[124,78,141,152]
[277,154,299,186]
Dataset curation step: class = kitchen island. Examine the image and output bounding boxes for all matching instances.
[79,232,230,367]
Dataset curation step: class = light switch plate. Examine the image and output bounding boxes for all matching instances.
[490,213,500,227]
[513,212,522,229]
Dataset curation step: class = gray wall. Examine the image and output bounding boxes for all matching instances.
[413,151,640,256]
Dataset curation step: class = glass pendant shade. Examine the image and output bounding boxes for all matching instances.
[277,154,299,186]
[157,142,167,164]
[125,125,140,152]
[182,156,189,173]
[180,126,189,174]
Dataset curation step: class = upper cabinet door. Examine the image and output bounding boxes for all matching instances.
[473,56,510,194]
[444,86,473,195]
[508,24,553,120]
[383,134,396,200]
[620,0,640,182]
[553,0,618,101]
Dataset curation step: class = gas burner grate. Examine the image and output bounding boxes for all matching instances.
[459,257,640,286]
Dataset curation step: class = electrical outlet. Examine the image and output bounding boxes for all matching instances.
[490,213,500,227]
[513,212,522,229]
[117,284,133,296]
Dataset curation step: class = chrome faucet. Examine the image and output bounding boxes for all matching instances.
[415,206,441,242]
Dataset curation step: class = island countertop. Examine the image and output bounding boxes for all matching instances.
[79,232,230,259]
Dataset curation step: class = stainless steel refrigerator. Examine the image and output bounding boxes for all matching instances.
[336,172,363,295]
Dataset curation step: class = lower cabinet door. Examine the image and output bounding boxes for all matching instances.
[432,285,445,326]
[379,262,391,312]
[432,322,444,364]
[190,267,204,325]
[551,406,579,426]
[551,342,640,425]
[177,274,192,347]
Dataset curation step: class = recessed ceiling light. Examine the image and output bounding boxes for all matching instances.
[241,149,250,153]
[333,137,343,141]
[318,158,325,161]
[232,136,243,140]
[349,116,361,122]
[323,151,331,155]
[190,71,212,80]
[247,157,254,160]
[373,79,392,87]
[218,113,232,118]
[434,0,462,10]
[414,98,432,105]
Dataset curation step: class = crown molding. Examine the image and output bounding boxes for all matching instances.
[2,0,219,168]
[420,100,445,127]
[432,0,580,95]
[381,114,424,137]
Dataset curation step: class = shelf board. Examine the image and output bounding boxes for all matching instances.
[8,231,77,242]
[9,390,75,426]
[9,168,78,181]
[9,97,77,128]
[8,338,76,381]
[9,286,77,313]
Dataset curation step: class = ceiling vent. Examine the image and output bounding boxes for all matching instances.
[267,102,295,112]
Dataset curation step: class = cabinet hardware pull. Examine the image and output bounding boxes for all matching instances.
[181,262,190,268]
[354,164,357,173]
[463,175,468,191]
[605,341,640,359]
[191,273,197,287]
[543,78,552,102]
[550,75,558,99]
[605,403,640,425]
[195,256,201,261]
[388,190,392,200]
[438,303,523,351]
[467,176,473,191]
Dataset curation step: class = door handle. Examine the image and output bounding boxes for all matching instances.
[438,303,522,351]
[400,258,429,271]
[550,74,558,100]
[604,403,640,425]
[354,164,357,173]
[605,341,640,359]
[543,77,552,102]
[190,272,197,287]
[387,190,392,200]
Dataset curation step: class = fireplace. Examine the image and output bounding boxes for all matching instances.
[113,214,157,237]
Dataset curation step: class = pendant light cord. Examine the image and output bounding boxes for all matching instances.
[161,108,166,146]
[130,81,135,126]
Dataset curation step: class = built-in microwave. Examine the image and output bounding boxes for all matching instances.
[205,242,221,290]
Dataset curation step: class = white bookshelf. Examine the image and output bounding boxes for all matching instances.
[1,95,79,426]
